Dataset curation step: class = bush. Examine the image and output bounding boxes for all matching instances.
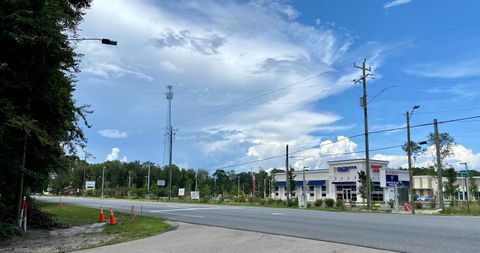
[429,199,437,209]
[266,198,274,205]
[349,200,357,208]
[239,195,246,202]
[0,222,22,239]
[335,199,344,209]
[387,199,394,209]
[314,199,323,208]
[247,196,257,203]
[259,199,266,205]
[200,197,209,203]
[324,198,335,208]
[288,197,298,207]
[414,201,422,209]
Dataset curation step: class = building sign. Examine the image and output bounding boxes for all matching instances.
[371,165,382,173]
[380,169,400,187]
[178,188,185,196]
[157,180,166,186]
[191,191,200,200]
[335,166,357,172]
[85,181,96,189]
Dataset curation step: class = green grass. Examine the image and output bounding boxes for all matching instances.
[37,201,170,244]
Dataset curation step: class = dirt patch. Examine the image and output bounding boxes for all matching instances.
[0,223,118,253]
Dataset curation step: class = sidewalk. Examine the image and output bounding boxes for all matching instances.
[76,222,395,253]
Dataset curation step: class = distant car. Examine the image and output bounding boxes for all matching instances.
[417,195,434,201]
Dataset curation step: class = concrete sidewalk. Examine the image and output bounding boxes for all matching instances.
[76,222,396,253]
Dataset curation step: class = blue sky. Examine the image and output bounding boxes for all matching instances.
[73,0,480,172]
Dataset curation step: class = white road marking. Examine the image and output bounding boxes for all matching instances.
[163,213,206,218]
[271,212,284,216]
[150,207,230,213]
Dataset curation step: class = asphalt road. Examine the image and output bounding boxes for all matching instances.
[38,197,480,253]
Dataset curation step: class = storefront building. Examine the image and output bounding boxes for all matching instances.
[272,159,410,203]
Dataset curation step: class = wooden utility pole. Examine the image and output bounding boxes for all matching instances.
[434,119,445,211]
[354,59,372,209]
[285,144,290,203]
[406,111,415,214]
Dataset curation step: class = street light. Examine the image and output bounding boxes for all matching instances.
[68,37,118,46]
[459,162,470,214]
[406,105,420,214]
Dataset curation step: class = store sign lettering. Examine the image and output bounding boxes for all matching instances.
[336,166,356,172]
[371,165,382,173]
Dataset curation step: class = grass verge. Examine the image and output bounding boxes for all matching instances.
[37,201,170,244]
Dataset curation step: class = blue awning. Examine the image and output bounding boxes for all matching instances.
[308,180,326,186]
[275,181,286,187]
[295,181,304,187]
[332,181,356,185]
[401,181,410,187]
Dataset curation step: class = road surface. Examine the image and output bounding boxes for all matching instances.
[38,197,480,253]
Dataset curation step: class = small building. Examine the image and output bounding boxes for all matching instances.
[413,175,480,200]
[271,159,410,203]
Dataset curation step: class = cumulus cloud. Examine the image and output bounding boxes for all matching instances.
[77,0,383,168]
[98,129,128,139]
[105,147,128,162]
[384,0,412,9]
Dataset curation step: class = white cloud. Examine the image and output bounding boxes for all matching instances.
[98,129,128,139]
[78,0,387,168]
[384,0,412,9]
[105,147,128,162]
[404,60,480,79]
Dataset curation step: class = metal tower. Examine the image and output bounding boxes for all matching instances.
[165,85,174,199]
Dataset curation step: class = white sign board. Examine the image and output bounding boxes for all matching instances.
[178,188,185,196]
[191,191,200,200]
[157,180,166,186]
[380,169,400,188]
[85,181,96,189]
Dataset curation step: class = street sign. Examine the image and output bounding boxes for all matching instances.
[191,191,200,200]
[85,181,96,189]
[178,188,185,196]
[157,180,166,186]
[458,170,469,177]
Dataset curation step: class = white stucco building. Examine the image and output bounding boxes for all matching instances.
[271,159,410,203]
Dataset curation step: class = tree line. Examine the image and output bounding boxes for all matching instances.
[49,156,274,199]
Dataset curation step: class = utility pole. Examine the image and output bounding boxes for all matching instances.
[302,166,307,208]
[128,170,132,188]
[406,105,420,214]
[101,167,105,198]
[434,119,445,211]
[83,154,87,197]
[214,177,217,198]
[460,162,470,214]
[147,163,151,193]
[263,178,266,199]
[354,59,372,209]
[285,144,290,203]
[237,175,240,203]
[195,169,198,191]
[166,85,174,200]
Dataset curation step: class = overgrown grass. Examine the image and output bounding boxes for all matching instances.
[38,202,170,244]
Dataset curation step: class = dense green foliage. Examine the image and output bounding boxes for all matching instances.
[0,0,92,223]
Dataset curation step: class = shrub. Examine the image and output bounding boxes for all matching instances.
[349,200,357,208]
[324,198,335,208]
[414,201,422,209]
[259,199,266,205]
[429,199,437,209]
[266,198,274,205]
[200,197,209,203]
[247,196,257,203]
[239,195,246,202]
[335,199,344,209]
[0,222,22,239]
[387,199,394,209]
[314,199,323,208]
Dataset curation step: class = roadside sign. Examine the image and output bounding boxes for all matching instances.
[178,188,185,196]
[85,181,96,189]
[191,191,200,200]
[380,169,399,187]
[157,180,166,186]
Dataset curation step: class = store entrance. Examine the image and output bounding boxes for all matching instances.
[343,189,352,201]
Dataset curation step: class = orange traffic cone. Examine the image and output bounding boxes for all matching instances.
[109,208,116,225]
[99,207,106,222]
